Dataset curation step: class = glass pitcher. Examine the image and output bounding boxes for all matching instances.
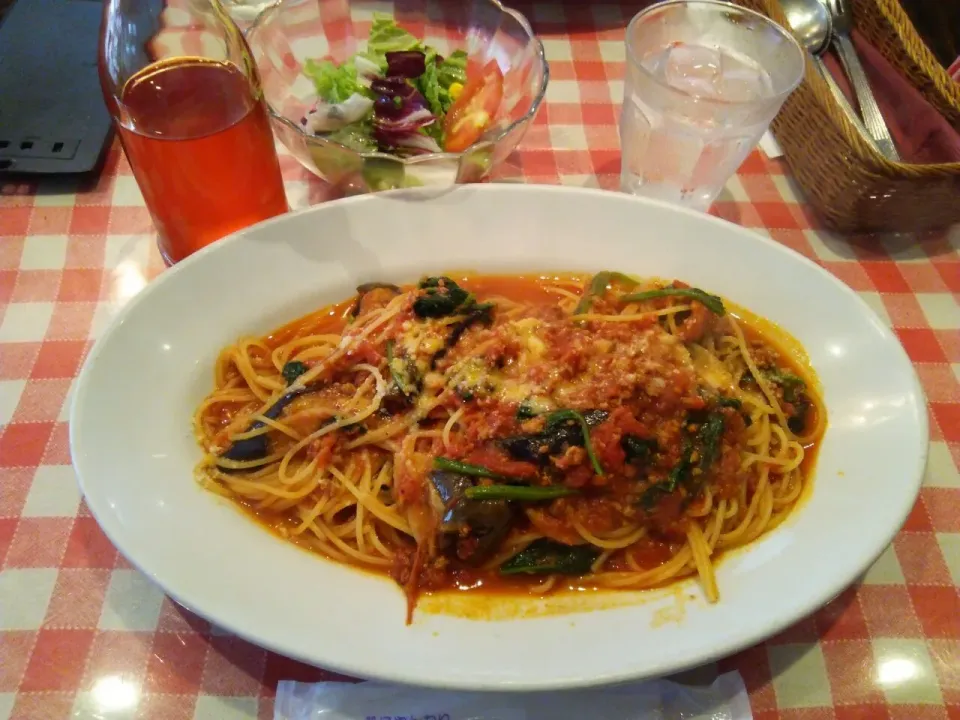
[99,0,288,264]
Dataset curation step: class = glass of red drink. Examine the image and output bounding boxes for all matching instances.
[99,0,289,265]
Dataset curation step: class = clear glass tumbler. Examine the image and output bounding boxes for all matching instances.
[99,0,289,264]
[619,0,804,210]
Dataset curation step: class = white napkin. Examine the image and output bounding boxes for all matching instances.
[274,671,752,720]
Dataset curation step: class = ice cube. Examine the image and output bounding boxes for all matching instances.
[715,51,773,103]
[656,43,773,104]
[662,42,724,98]
[640,45,670,78]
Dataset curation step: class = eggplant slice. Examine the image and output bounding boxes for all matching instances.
[428,470,514,565]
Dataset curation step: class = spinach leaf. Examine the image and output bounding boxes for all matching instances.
[429,301,495,369]
[515,397,557,421]
[385,340,418,397]
[544,408,605,432]
[464,485,576,501]
[516,402,539,421]
[619,287,726,316]
[433,457,517,481]
[622,435,656,465]
[281,361,309,385]
[500,539,600,576]
[499,409,608,467]
[572,271,638,315]
[342,423,367,438]
[766,369,806,403]
[640,411,725,508]
[765,369,809,433]
[717,396,742,410]
[544,409,605,476]
[696,412,725,473]
[413,276,472,318]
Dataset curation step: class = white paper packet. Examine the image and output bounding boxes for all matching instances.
[274,671,751,720]
[758,131,784,159]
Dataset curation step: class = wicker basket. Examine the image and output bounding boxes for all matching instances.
[736,0,960,233]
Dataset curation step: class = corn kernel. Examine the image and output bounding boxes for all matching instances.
[449,82,464,100]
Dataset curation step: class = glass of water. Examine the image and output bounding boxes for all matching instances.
[619,0,804,210]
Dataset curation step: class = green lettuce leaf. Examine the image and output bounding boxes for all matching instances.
[325,120,378,152]
[421,122,444,144]
[365,13,421,65]
[303,58,363,104]
[416,60,449,117]
[437,49,467,89]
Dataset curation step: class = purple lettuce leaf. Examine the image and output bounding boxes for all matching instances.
[385,50,426,79]
[371,75,441,154]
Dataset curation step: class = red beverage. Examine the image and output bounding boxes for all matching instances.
[115,57,288,264]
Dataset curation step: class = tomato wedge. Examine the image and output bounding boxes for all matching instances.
[443,60,504,153]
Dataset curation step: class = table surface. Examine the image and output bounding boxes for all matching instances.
[2,3,960,719]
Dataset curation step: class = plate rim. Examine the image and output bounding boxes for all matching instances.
[69,184,929,690]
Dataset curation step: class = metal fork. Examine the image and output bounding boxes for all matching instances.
[822,0,899,160]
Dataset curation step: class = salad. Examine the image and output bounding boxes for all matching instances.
[300,14,504,156]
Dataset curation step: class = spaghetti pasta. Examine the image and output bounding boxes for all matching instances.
[194,273,825,622]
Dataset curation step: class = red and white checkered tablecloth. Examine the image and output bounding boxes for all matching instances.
[2,2,960,719]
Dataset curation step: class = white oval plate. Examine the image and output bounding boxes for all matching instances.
[71,185,927,691]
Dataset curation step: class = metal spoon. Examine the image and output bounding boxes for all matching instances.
[823,0,899,161]
[777,0,878,154]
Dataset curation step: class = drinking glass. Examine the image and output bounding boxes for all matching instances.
[99,0,289,264]
[619,0,804,211]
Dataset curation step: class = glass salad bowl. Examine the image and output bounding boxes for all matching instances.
[245,0,549,193]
